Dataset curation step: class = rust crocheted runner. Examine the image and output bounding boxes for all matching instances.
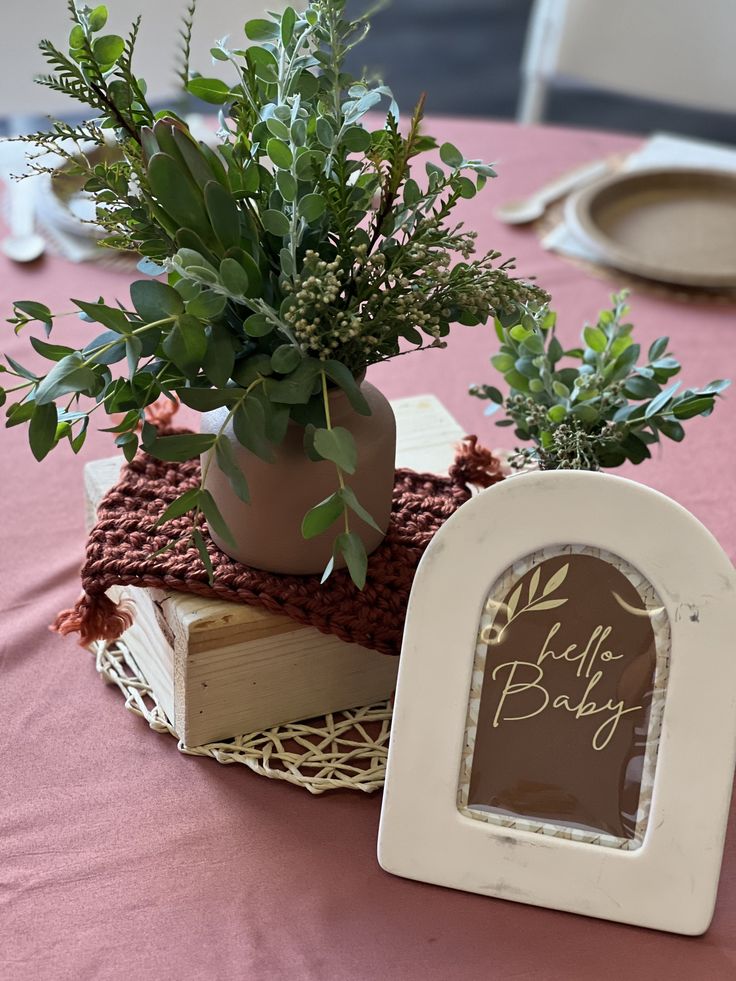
[55,434,504,656]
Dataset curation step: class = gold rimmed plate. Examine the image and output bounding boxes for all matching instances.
[565,167,736,288]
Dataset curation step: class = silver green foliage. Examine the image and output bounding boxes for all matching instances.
[471,292,730,470]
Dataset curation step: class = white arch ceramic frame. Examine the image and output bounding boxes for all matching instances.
[378,471,736,935]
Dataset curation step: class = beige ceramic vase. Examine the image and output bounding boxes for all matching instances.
[200,380,396,574]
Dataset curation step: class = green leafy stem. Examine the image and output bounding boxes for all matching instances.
[3,0,548,592]
[299,370,381,589]
[472,291,731,470]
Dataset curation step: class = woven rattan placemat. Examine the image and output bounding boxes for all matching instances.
[95,638,392,794]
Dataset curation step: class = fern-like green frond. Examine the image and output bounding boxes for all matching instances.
[177,0,197,87]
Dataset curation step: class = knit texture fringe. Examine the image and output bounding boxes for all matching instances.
[53,434,505,650]
[52,592,134,647]
[450,435,506,488]
[144,395,179,430]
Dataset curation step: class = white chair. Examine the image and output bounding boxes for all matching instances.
[518,0,736,125]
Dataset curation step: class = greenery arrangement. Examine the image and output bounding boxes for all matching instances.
[470,291,730,470]
[2,0,545,588]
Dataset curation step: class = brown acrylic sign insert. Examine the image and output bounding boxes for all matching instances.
[464,549,669,842]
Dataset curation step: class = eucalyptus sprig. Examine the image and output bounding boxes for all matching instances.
[471,292,730,470]
[4,0,546,588]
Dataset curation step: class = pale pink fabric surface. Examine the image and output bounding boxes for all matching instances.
[1,120,735,980]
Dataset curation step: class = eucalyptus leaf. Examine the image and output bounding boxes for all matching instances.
[298,193,326,222]
[321,361,370,415]
[271,345,302,374]
[301,492,343,539]
[148,433,217,462]
[29,402,58,461]
[147,153,211,239]
[338,486,381,531]
[72,299,131,334]
[334,531,368,589]
[243,314,274,338]
[244,18,279,41]
[313,426,357,474]
[92,34,124,65]
[115,432,139,463]
[29,337,74,362]
[261,210,290,237]
[233,395,275,461]
[267,138,293,169]
[6,400,36,427]
[192,527,215,583]
[439,142,463,168]
[125,335,143,377]
[215,437,250,503]
[269,359,320,404]
[130,280,184,322]
[162,316,207,378]
[202,322,236,387]
[35,354,99,405]
[186,77,231,105]
[13,301,53,332]
[200,489,238,549]
[155,487,202,525]
[186,290,227,320]
[219,257,250,296]
[176,387,241,411]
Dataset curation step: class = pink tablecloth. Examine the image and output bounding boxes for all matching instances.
[1,119,735,980]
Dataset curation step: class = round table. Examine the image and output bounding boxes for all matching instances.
[1,119,735,980]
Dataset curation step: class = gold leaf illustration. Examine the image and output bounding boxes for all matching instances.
[543,562,569,597]
[505,582,523,623]
[528,566,541,602]
[527,598,569,613]
[613,590,660,618]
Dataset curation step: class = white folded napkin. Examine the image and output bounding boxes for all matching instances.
[1,116,219,267]
[0,136,122,265]
[542,132,736,262]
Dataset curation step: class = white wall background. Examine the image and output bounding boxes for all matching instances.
[0,1,301,117]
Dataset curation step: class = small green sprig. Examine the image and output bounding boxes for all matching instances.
[471,292,730,470]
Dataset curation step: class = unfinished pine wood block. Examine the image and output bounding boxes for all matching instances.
[84,394,465,746]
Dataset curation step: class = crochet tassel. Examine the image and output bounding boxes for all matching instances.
[52,592,134,647]
[450,435,506,489]
[144,395,179,431]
